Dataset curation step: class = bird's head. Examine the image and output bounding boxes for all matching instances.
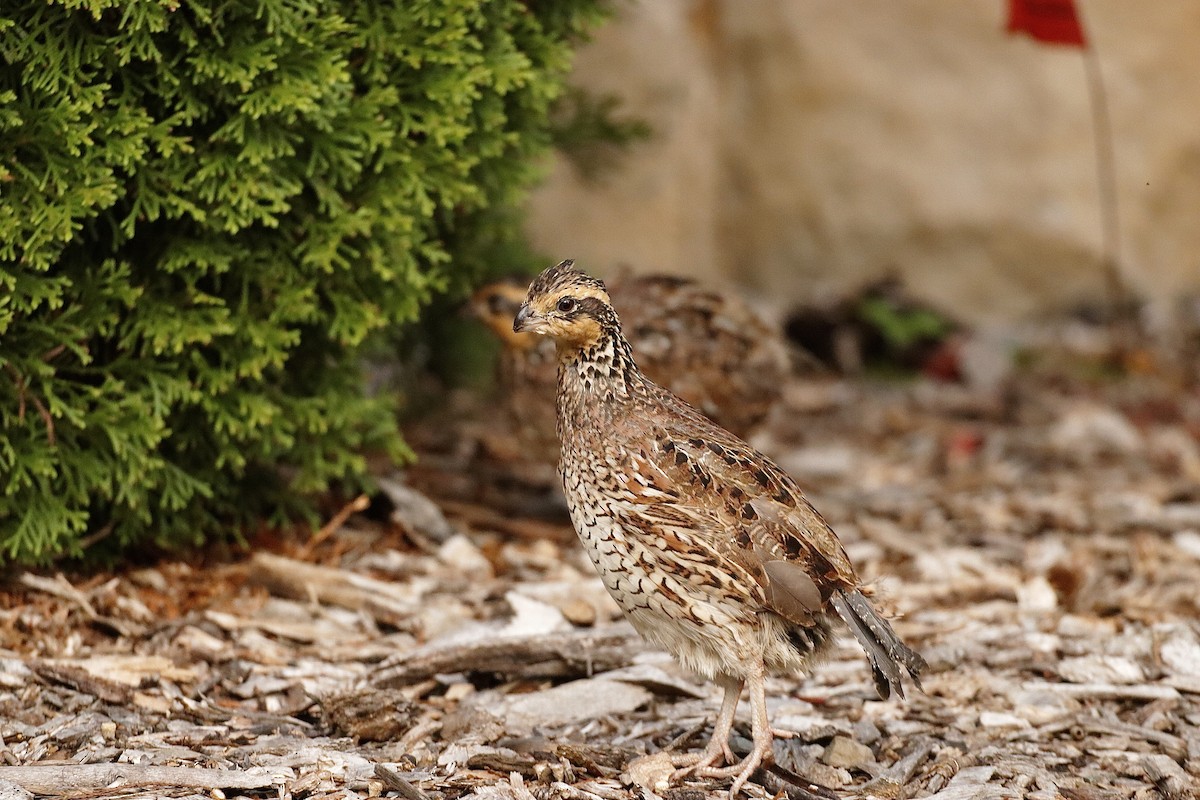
[513,260,619,351]
[467,278,539,350]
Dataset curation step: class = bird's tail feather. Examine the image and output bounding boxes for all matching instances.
[829,589,926,700]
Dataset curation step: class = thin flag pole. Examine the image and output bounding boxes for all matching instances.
[1079,19,1131,329]
[1007,0,1132,336]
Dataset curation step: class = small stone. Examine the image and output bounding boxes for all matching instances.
[821,735,875,769]
[559,598,597,627]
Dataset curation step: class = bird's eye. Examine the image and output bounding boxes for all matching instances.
[557,297,577,314]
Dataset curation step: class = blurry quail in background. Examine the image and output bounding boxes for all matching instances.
[470,278,563,462]
[512,260,925,795]
[470,270,787,458]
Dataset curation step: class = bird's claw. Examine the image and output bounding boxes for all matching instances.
[688,751,771,797]
[669,745,726,779]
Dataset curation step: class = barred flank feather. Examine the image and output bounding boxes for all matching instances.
[830,590,926,700]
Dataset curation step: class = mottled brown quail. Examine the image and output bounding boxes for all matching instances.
[513,260,925,795]
[470,270,786,455]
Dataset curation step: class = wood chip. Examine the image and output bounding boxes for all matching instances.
[322,689,420,742]
[30,661,131,704]
[1024,680,1181,701]
[371,627,645,687]
[498,678,652,732]
[0,765,291,795]
[1142,754,1195,800]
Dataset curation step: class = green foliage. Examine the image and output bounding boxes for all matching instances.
[857,297,954,351]
[0,0,606,564]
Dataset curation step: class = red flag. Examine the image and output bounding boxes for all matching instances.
[1007,0,1087,47]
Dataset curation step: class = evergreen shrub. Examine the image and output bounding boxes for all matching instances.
[0,0,605,564]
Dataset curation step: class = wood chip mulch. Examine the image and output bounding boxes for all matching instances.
[2,363,1199,800]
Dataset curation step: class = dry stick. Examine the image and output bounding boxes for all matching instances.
[0,765,289,795]
[297,492,371,559]
[374,765,430,800]
[17,574,98,619]
[2,363,55,445]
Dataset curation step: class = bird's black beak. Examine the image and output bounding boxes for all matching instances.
[513,304,535,333]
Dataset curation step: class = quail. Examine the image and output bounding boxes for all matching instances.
[513,261,925,795]
[470,278,563,462]
[471,270,786,451]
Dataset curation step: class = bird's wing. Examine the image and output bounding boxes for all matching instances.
[611,387,860,625]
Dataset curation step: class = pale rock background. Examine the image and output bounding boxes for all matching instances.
[523,0,1200,323]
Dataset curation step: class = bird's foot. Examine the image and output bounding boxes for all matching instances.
[688,745,772,797]
[669,740,730,777]
[683,722,776,796]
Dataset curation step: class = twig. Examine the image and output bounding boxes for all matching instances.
[3,364,55,446]
[297,493,370,559]
[374,765,429,800]
[18,574,98,619]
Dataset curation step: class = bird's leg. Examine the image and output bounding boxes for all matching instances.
[730,668,773,796]
[688,664,775,796]
[671,674,743,772]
